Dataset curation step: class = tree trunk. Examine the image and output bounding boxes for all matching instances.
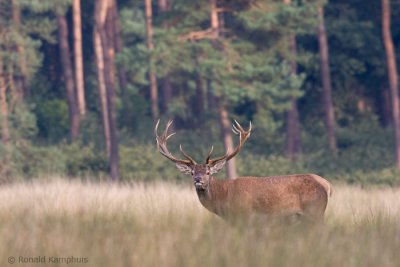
[110,0,127,90]
[159,0,172,116]
[382,0,400,169]
[7,73,15,111]
[207,80,216,110]
[0,61,10,147]
[210,0,219,36]
[73,0,86,116]
[209,0,236,178]
[284,0,302,161]
[106,3,116,87]
[381,88,392,126]
[100,29,120,182]
[0,61,11,176]
[57,12,80,141]
[218,102,237,179]
[110,0,129,123]
[195,73,205,124]
[160,77,172,115]
[145,0,159,121]
[286,97,302,160]
[95,0,120,181]
[317,5,337,156]
[11,0,27,99]
[94,29,111,156]
[158,0,170,12]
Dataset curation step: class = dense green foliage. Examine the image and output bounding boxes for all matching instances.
[1,0,400,185]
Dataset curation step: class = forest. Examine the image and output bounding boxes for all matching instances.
[0,0,400,185]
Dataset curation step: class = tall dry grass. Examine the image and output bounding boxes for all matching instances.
[0,178,399,267]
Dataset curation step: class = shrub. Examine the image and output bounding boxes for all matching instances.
[237,153,307,177]
[12,143,67,178]
[119,144,183,181]
[62,142,108,177]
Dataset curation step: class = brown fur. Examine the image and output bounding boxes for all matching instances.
[155,120,332,223]
[195,173,332,222]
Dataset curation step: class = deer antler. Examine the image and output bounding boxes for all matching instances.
[155,120,197,165]
[206,120,252,165]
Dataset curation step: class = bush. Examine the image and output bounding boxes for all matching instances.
[119,143,183,181]
[62,142,108,177]
[2,114,400,187]
[12,143,67,178]
[237,153,307,177]
[34,99,69,142]
[8,142,107,179]
[338,168,400,187]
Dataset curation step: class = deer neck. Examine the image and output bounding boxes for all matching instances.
[196,176,229,216]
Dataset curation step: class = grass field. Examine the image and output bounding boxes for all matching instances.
[0,178,400,267]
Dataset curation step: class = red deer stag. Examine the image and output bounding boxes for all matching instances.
[155,120,332,223]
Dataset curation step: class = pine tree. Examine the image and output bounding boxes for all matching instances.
[145,0,159,122]
[95,0,120,181]
[57,7,80,141]
[284,0,302,161]
[317,4,337,156]
[382,0,400,169]
[73,0,86,116]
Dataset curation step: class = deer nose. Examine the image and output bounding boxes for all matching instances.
[194,176,202,183]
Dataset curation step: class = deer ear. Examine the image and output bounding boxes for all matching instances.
[175,163,193,175]
[209,160,226,174]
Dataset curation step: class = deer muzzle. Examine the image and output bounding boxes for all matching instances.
[194,176,205,189]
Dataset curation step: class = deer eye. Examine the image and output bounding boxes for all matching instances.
[206,171,210,175]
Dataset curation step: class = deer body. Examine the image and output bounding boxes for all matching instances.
[155,120,332,223]
[196,174,330,221]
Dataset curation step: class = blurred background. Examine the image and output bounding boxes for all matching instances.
[0,0,399,185]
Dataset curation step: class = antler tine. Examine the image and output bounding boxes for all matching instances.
[154,120,196,165]
[234,120,244,131]
[162,120,174,140]
[180,145,197,164]
[205,146,214,164]
[207,121,252,165]
[155,119,161,147]
[232,123,240,135]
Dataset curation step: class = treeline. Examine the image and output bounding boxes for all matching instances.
[0,0,400,184]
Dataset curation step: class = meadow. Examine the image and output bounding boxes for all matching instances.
[0,178,400,267]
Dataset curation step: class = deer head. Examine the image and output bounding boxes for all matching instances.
[155,120,252,190]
